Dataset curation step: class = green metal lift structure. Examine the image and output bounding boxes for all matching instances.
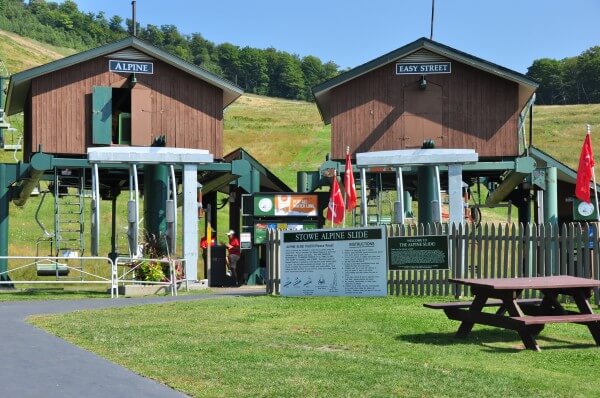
[0,149,276,285]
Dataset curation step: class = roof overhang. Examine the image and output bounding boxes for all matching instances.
[88,147,213,164]
[313,37,538,124]
[6,36,243,116]
[356,148,478,167]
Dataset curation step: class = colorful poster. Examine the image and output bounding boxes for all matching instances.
[254,194,318,217]
[254,223,319,244]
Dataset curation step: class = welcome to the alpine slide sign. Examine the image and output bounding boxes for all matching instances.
[279,227,449,297]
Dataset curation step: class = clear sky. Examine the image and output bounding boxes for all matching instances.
[72,0,599,74]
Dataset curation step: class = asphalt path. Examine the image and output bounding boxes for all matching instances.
[0,287,264,398]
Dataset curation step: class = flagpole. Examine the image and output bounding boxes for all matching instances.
[331,170,335,228]
[342,182,347,228]
[342,146,349,227]
[588,124,600,223]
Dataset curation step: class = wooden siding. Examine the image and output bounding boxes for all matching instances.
[28,53,224,158]
[329,60,520,159]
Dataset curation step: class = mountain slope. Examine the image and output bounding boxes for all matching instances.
[0,29,75,74]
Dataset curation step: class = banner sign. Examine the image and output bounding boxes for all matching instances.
[280,227,387,297]
[254,194,318,217]
[254,222,317,244]
[395,62,451,75]
[388,235,449,270]
[109,60,154,74]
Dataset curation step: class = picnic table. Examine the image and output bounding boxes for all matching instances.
[425,275,600,351]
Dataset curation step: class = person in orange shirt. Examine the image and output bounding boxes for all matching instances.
[200,228,216,278]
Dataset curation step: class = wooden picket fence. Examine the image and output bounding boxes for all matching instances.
[265,222,600,304]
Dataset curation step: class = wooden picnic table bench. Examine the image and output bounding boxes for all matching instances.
[424,276,600,351]
[424,298,542,310]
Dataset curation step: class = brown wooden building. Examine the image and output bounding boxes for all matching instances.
[5,36,242,160]
[313,37,538,160]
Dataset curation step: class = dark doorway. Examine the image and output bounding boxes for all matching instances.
[112,88,131,145]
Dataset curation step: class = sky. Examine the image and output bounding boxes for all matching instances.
[72,0,599,74]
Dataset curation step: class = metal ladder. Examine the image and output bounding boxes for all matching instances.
[53,168,86,266]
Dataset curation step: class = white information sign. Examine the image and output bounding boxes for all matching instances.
[280,227,387,297]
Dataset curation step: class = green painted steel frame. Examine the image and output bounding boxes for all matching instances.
[1,152,275,285]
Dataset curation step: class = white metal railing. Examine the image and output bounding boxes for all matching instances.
[0,256,117,297]
[0,255,187,298]
[114,257,187,298]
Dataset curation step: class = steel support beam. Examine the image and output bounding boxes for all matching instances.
[360,167,368,226]
[245,168,261,285]
[0,164,9,281]
[543,167,558,224]
[182,163,199,281]
[543,166,558,273]
[144,164,169,253]
[322,158,536,175]
[418,166,436,224]
[394,167,405,224]
[448,164,464,226]
[486,171,528,206]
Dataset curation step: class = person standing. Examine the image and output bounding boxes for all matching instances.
[225,230,241,285]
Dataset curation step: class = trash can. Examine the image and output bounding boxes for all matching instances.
[209,245,236,287]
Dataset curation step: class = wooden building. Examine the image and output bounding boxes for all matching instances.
[313,37,538,160]
[5,36,242,160]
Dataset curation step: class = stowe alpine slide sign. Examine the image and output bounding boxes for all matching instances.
[279,228,450,297]
[280,227,387,297]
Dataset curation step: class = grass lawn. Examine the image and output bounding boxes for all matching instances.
[31,295,600,398]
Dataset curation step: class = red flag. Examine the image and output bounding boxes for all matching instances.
[576,133,595,203]
[344,151,357,211]
[327,174,345,224]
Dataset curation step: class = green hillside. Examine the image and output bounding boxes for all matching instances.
[532,104,600,169]
[0,29,75,74]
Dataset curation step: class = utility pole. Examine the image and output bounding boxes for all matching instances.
[430,0,435,40]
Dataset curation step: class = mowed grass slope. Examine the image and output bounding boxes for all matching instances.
[532,104,600,169]
[0,29,75,74]
[224,94,330,188]
[31,295,600,398]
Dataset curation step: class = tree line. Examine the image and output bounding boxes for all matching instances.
[0,0,340,101]
[1,0,599,104]
[526,47,600,105]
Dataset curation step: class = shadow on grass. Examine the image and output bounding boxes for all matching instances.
[397,330,597,352]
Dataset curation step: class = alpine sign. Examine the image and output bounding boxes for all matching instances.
[109,60,154,74]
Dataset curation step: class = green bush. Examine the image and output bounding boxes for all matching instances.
[138,260,165,282]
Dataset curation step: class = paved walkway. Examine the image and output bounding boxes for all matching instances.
[0,287,265,398]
